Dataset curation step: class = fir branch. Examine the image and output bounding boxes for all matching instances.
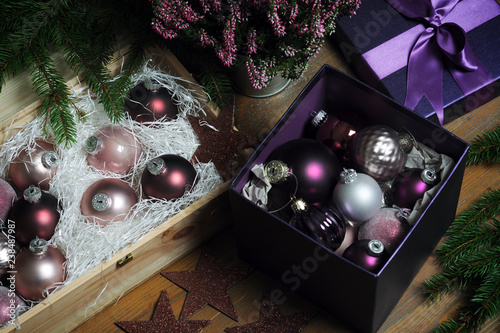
[199,71,233,108]
[467,126,500,165]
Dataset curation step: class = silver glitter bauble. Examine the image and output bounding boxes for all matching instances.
[351,125,407,181]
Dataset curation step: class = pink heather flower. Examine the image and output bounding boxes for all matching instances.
[245,29,257,55]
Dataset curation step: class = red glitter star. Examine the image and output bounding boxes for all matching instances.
[188,99,256,181]
[115,290,210,333]
[224,291,317,333]
[161,245,253,321]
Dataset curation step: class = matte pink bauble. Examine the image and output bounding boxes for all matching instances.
[342,239,390,273]
[8,186,60,246]
[141,155,197,200]
[14,238,66,301]
[9,140,59,191]
[85,125,142,175]
[0,178,17,225]
[358,207,410,254]
[124,78,178,123]
[391,168,440,209]
[80,178,138,226]
[0,286,26,325]
[0,233,20,278]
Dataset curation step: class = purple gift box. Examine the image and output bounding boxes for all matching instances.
[229,65,469,332]
[333,0,500,125]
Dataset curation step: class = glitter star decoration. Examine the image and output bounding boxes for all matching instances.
[161,244,253,321]
[188,98,256,181]
[224,291,317,333]
[115,290,211,333]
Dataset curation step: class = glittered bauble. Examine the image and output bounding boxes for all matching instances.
[351,125,407,181]
[141,154,197,201]
[85,125,142,175]
[80,178,138,226]
[9,140,59,191]
[358,207,411,254]
[266,139,342,216]
[8,186,60,246]
[332,169,382,224]
[0,286,26,326]
[391,168,440,209]
[342,239,390,273]
[0,178,17,225]
[0,233,20,278]
[289,198,346,252]
[14,238,66,301]
[124,78,178,123]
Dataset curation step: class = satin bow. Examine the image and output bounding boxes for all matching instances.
[386,0,492,124]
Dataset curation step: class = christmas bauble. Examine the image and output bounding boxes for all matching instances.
[85,125,142,175]
[0,178,17,225]
[332,169,382,224]
[141,155,197,200]
[351,125,407,181]
[124,78,178,123]
[390,168,440,209]
[0,286,26,326]
[342,239,390,273]
[334,221,359,256]
[0,233,20,278]
[80,178,138,226]
[289,198,346,252]
[9,140,59,191]
[8,186,60,246]
[266,139,341,216]
[14,238,66,301]
[358,207,410,254]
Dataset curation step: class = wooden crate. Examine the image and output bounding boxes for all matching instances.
[0,47,232,332]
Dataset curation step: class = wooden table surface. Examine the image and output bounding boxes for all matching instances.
[72,40,500,332]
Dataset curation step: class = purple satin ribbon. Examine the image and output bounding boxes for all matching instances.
[385,0,494,124]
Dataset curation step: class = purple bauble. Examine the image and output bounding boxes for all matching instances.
[0,286,26,326]
[141,155,197,201]
[0,178,17,225]
[8,186,60,246]
[9,140,59,191]
[124,79,178,123]
[85,125,142,175]
[14,238,66,301]
[391,168,440,209]
[0,233,20,278]
[342,239,390,273]
[80,178,138,226]
[266,139,342,216]
[289,198,346,252]
[358,207,410,254]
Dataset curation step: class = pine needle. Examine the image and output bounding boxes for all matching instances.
[467,126,500,165]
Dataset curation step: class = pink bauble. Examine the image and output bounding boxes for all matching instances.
[9,140,59,191]
[80,178,138,226]
[358,207,410,254]
[141,155,197,201]
[0,178,17,225]
[85,125,142,175]
[334,222,359,256]
[14,238,66,301]
[0,286,26,325]
[342,239,390,273]
[0,233,20,278]
[8,186,60,246]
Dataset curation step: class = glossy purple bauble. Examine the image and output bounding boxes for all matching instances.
[124,80,178,123]
[141,155,197,201]
[80,178,138,226]
[9,140,59,191]
[8,186,60,246]
[14,238,66,301]
[342,239,390,273]
[0,178,17,225]
[85,125,142,175]
[0,286,26,325]
[391,168,440,209]
[267,139,341,215]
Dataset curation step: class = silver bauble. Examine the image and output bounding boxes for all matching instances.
[351,125,407,181]
[332,169,382,224]
[0,233,20,278]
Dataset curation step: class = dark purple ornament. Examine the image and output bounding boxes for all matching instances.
[124,78,178,123]
[141,154,197,200]
[0,178,17,225]
[342,239,390,273]
[289,198,346,252]
[8,186,60,246]
[391,168,440,209]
